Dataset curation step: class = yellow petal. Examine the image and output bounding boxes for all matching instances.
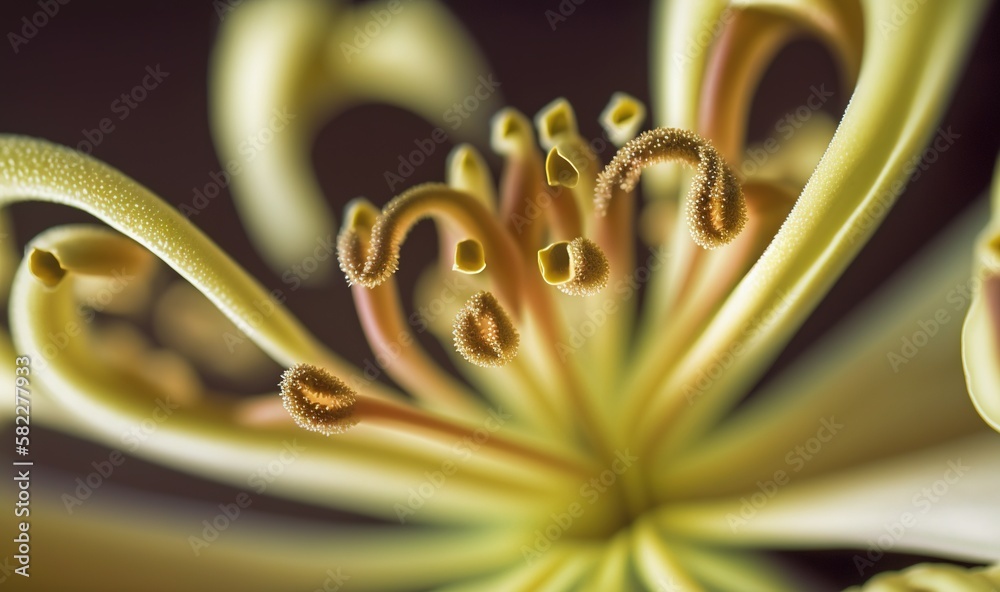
[211,0,497,280]
[633,0,990,455]
[4,476,527,591]
[962,155,1000,432]
[657,200,988,499]
[657,432,1000,564]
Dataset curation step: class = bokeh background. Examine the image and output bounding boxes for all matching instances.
[0,0,998,588]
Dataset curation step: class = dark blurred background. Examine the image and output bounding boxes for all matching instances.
[1,0,998,588]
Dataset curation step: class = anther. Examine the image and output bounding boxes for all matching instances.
[537,237,609,296]
[595,127,746,249]
[279,364,358,435]
[452,291,519,367]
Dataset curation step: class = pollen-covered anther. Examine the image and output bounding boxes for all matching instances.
[452,291,519,367]
[595,127,747,249]
[537,237,609,296]
[279,364,359,435]
[337,198,382,287]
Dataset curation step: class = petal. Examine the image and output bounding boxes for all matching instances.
[0,146,580,522]
[430,545,600,592]
[8,474,525,591]
[12,251,567,524]
[632,519,804,591]
[847,563,1000,592]
[657,431,1000,564]
[0,135,373,380]
[211,0,497,279]
[632,0,990,454]
[656,200,989,499]
[962,155,1000,432]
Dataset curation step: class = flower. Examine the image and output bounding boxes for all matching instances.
[2,0,999,590]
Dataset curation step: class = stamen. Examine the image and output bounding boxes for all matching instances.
[336,198,379,285]
[542,147,585,240]
[545,147,580,188]
[29,249,66,287]
[595,127,746,249]
[600,92,647,147]
[492,108,547,247]
[491,108,535,156]
[537,237,609,296]
[447,144,497,209]
[453,238,486,274]
[279,363,358,435]
[535,98,579,149]
[452,291,519,367]
[336,184,522,312]
[535,99,599,179]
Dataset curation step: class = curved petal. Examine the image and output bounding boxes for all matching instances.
[0,135,378,383]
[657,431,1000,564]
[211,0,498,279]
[847,563,1000,592]
[4,474,525,592]
[962,155,1000,432]
[656,200,988,499]
[633,0,990,454]
[431,545,599,592]
[0,143,582,523]
[11,253,569,524]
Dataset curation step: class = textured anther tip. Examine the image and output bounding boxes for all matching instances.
[545,147,580,188]
[595,127,747,249]
[28,249,66,288]
[537,237,609,296]
[453,239,486,274]
[452,291,519,367]
[337,199,387,288]
[600,93,646,147]
[279,364,358,435]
